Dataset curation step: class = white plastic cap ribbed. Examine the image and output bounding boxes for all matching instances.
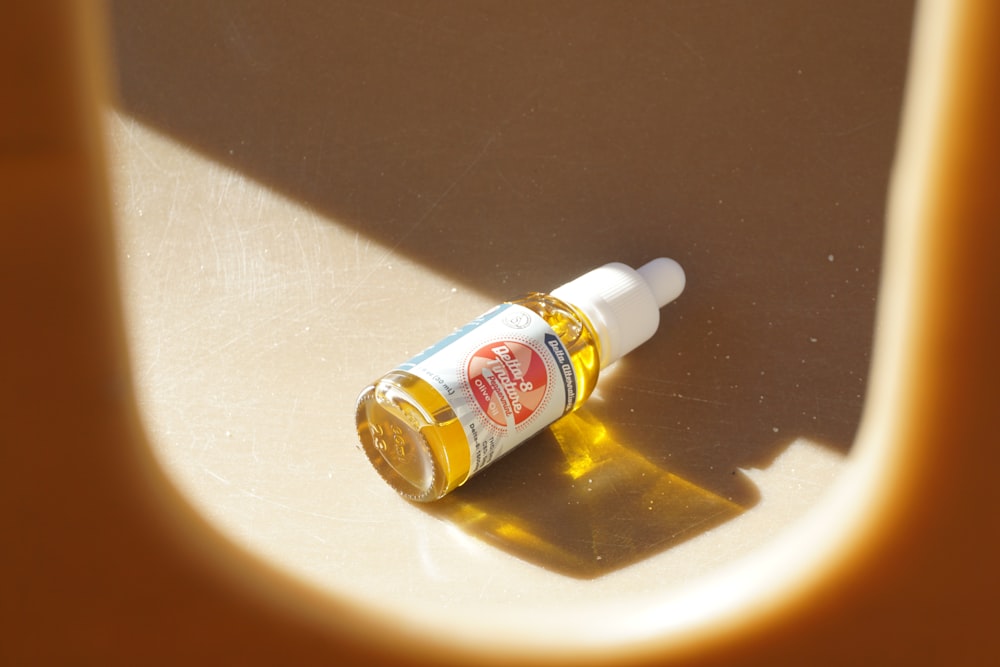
[550,258,685,368]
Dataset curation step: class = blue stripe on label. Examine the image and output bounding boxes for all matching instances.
[543,332,576,414]
[398,304,510,371]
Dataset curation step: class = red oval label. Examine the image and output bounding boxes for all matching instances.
[467,340,548,429]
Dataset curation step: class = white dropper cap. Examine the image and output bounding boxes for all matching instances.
[550,258,685,368]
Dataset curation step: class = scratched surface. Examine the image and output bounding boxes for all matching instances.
[107,0,914,647]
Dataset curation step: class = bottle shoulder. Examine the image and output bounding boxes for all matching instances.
[508,293,605,366]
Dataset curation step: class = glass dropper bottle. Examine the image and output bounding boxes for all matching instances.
[355,258,686,502]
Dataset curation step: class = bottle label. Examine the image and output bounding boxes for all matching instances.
[398,303,576,475]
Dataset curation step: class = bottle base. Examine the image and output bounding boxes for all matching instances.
[355,384,448,502]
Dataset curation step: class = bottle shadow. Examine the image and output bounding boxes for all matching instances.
[420,408,758,579]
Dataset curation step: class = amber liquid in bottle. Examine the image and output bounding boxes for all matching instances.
[355,294,601,502]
